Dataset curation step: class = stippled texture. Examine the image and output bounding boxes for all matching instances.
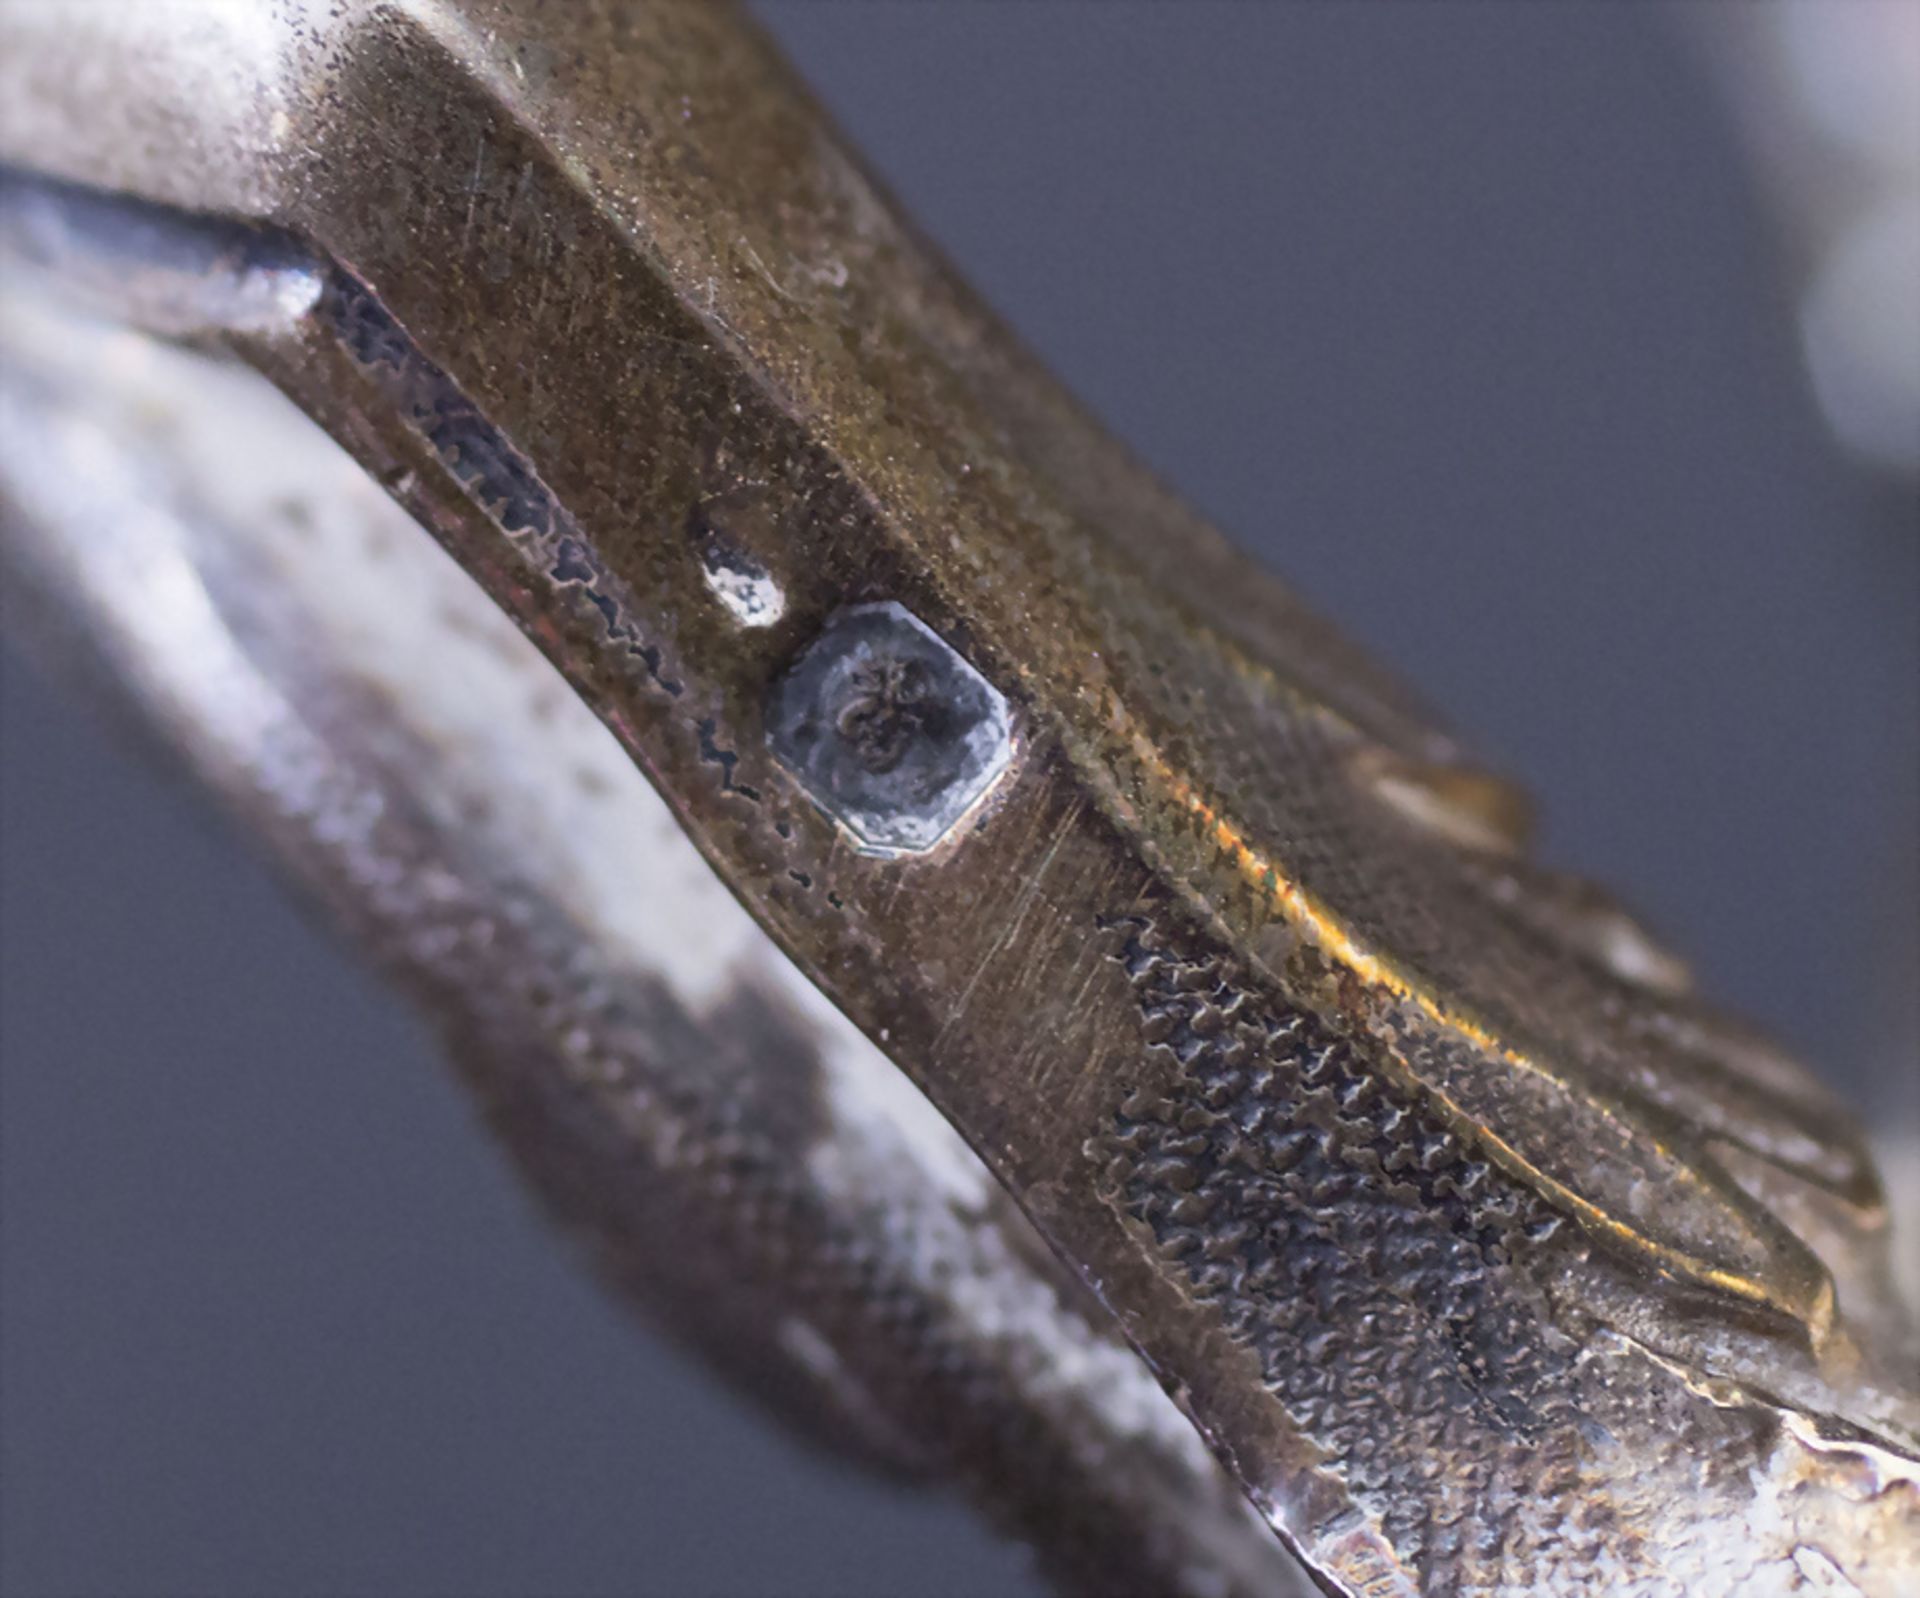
[1098,914,1918,1594]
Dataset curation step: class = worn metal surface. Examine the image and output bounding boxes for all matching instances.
[1,3,1915,1593]
[0,304,1292,1598]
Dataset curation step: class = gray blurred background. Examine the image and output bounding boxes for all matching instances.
[3,4,1915,1596]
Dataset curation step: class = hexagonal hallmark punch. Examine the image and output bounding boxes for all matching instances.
[766,602,1014,857]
